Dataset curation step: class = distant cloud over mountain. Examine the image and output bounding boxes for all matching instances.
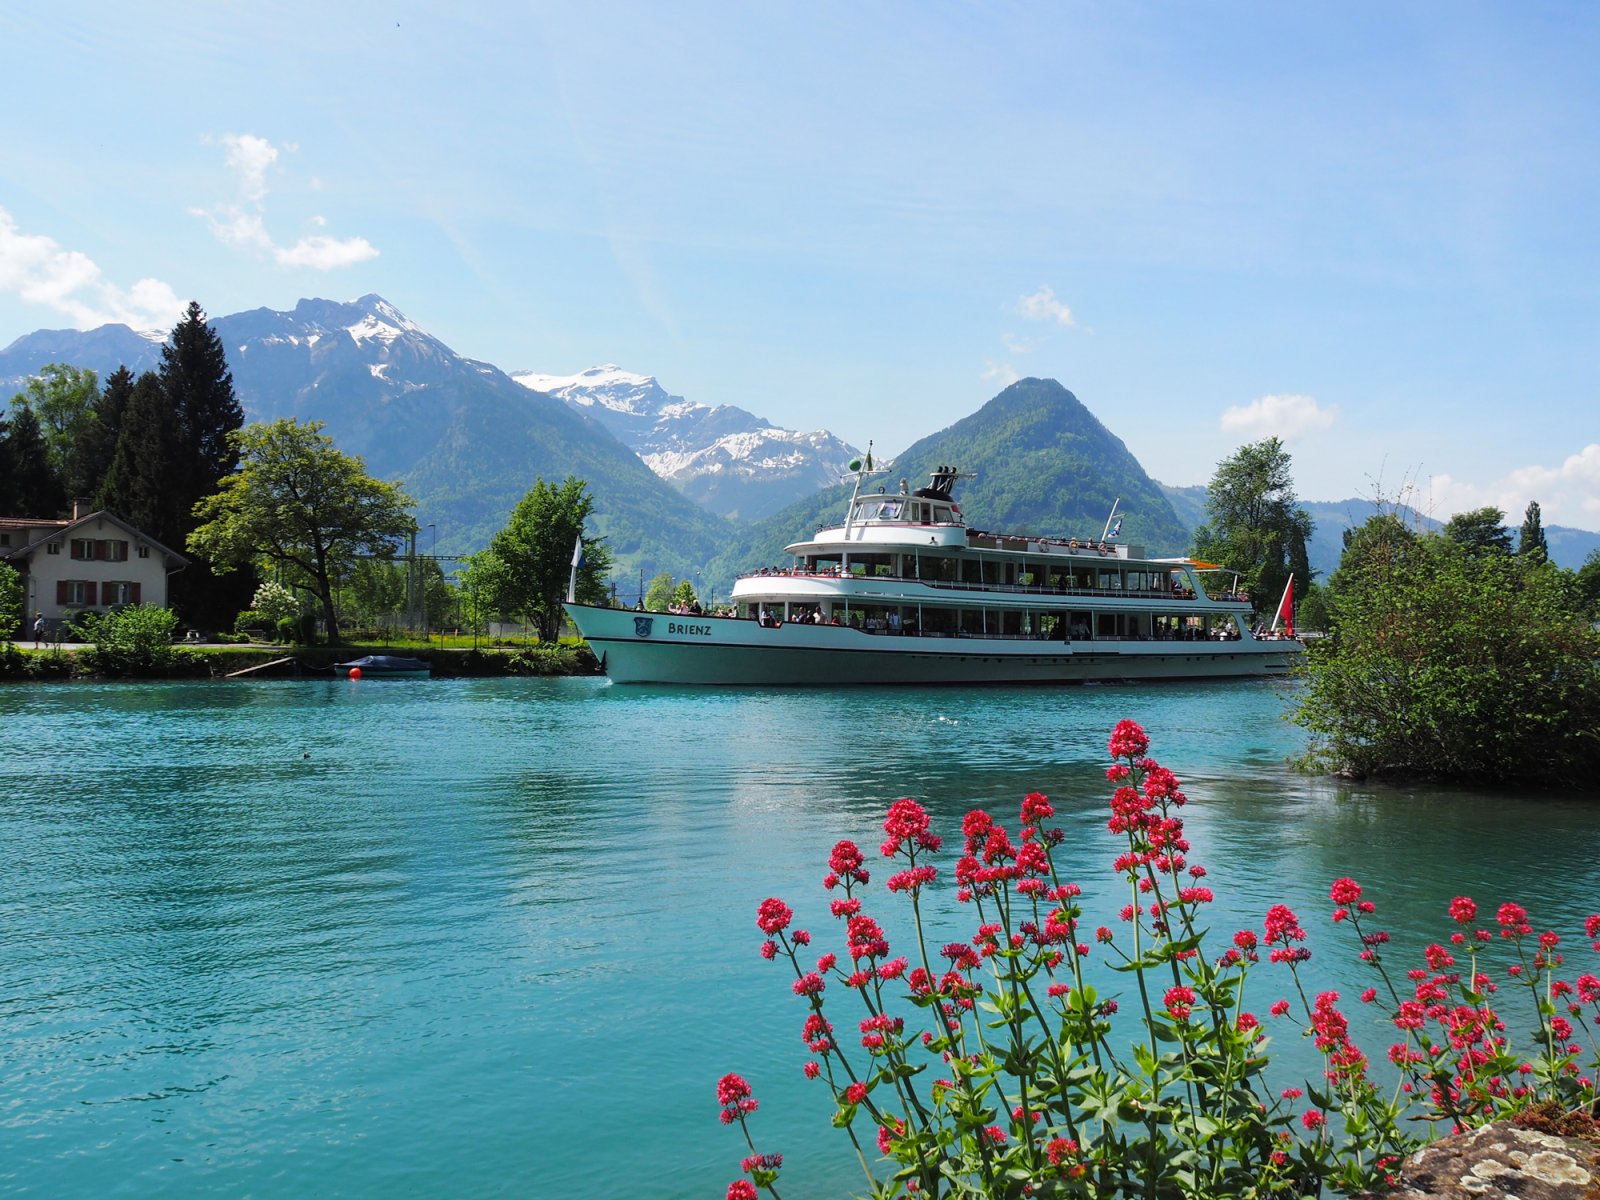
[1017,285,1076,327]
[0,206,184,330]
[1220,393,1338,440]
[192,133,378,270]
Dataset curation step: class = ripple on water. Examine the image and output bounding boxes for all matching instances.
[1,676,1596,1198]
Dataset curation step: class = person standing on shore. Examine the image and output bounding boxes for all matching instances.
[33,613,45,648]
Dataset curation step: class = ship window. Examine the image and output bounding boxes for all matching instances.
[880,501,902,520]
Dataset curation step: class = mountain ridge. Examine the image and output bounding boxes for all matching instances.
[5,299,1597,591]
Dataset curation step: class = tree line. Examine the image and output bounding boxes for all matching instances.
[2,310,619,648]
[0,302,250,627]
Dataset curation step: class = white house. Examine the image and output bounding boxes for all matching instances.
[1,504,188,633]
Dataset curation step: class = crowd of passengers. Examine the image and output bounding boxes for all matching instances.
[753,605,1248,641]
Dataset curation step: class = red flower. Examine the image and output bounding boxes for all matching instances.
[828,840,869,886]
[1449,896,1477,924]
[803,1060,820,1078]
[1329,877,1362,906]
[1270,1000,1291,1017]
[1108,719,1150,759]
[756,897,793,935]
[844,1081,868,1105]
[882,798,940,856]
[1021,791,1054,822]
[717,1073,760,1125]
[1497,902,1531,936]
[1164,985,1196,1020]
[727,1182,757,1200]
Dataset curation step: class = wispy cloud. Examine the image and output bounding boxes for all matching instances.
[1001,332,1033,353]
[981,361,1019,387]
[1016,285,1075,327]
[193,133,378,270]
[0,206,184,330]
[1219,393,1338,440]
[1429,443,1600,527]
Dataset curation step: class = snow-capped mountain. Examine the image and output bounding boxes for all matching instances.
[0,295,733,576]
[513,364,862,522]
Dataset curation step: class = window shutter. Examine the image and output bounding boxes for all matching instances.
[95,540,107,561]
[131,582,142,604]
[57,580,69,604]
[84,582,98,606]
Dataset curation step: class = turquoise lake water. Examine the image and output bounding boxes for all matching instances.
[2,677,1598,1197]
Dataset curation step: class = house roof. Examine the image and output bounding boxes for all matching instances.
[0,509,189,566]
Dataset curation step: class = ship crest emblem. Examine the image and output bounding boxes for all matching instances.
[633,617,654,638]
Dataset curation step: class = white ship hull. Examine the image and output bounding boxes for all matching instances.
[566,604,1300,686]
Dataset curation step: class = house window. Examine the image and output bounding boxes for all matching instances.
[60,580,98,606]
[47,541,61,555]
[104,581,141,606]
[71,538,95,560]
[137,545,150,559]
[105,540,129,561]
[0,532,10,546]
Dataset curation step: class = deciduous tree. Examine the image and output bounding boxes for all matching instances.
[188,419,416,643]
[1441,506,1512,557]
[1191,437,1313,619]
[14,363,99,491]
[481,476,613,642]
[1296,522,1600,787]
[0,562,22,642]
[644,571,676,613]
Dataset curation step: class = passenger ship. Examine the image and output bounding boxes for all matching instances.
[564,467,1301,685]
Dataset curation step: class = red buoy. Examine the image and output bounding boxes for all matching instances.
[348,667,363,680]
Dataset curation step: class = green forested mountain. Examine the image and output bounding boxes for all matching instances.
[701,378,1187,597]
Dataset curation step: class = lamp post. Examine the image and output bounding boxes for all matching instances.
[425,524,436,644]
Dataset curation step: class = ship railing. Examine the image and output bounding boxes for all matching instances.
[733,569,1249,606]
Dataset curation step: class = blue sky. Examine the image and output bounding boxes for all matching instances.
[4,3,1598,528]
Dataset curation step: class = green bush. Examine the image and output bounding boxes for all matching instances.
[75,605,180,676]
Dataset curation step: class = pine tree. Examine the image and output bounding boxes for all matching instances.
[3,403,67,517]
[75,365,135,501]
[1518,500,1549,564]
[161,300,242,495]
[158,302,250,629]
[99,372,183,543]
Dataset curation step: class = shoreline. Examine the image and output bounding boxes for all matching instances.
[0,642,602,681]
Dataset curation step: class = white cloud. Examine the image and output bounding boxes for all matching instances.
[1001,332,1033,353]
[981,361,1019,387]
[1428,444,1600,528]
[0,206,184,330]
[193,132,379,270]
[1219,393,1338,440]
[1017,285,1075,327]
